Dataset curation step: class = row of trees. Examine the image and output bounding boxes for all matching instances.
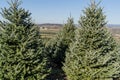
[0,0,120,80]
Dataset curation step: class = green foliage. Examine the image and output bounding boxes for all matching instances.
[0,0,50,80]
[46,17,76,68]
[63,1,120,80]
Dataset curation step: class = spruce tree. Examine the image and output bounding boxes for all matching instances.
[63,1,120,80]
[0,0,50,80]
[46,17,76,68]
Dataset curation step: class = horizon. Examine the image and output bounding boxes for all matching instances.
[0,0,120,24]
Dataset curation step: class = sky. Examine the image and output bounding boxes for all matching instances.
[0,0,120,24]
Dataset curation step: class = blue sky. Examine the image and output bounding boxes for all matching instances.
[0,0,120,24]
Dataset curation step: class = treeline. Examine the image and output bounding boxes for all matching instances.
[0,0,120,80]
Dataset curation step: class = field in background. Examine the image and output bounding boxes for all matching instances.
[39,24,120,41]
[40,29,60,38]
[109,27,120,41]
[39,24,62,39]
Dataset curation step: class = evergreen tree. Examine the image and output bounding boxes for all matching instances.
[63,1,120,80]
[0,0,50,80]
[46,17,76,68]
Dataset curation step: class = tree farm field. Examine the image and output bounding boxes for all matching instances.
[1,0,120,80]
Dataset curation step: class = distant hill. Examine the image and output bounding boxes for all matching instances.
[37,23,120,28]
[107,24,120,28]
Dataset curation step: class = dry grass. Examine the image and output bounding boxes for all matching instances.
[40,28,60,38]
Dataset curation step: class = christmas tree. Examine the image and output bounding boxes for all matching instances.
[0,0,50,80]
[63,1,120,80]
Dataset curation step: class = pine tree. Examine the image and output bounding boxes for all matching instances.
[46,17,76,68]
[0,0,50,80]
[63,1,120,80]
